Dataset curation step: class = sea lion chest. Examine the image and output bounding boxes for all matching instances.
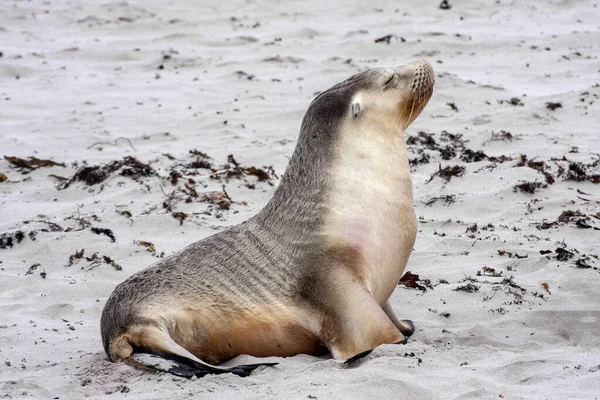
[322,130,417,304]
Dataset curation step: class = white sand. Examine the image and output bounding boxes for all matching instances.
[1,0,599,398]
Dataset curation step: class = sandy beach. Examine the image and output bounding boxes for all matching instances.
[1,0,599,398]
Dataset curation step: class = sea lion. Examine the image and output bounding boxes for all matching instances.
[100,60,435,377]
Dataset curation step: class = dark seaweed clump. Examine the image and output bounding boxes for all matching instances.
[4,156,66,172]
[187,149,213,170]
[546,102,562,111]
[564,161,600,183]
[210,154,277,184]
[460,149,487,163]
[513,181,546,194]
[91,227,116,242]
[555,247,574,262]
[0,231,25,249]
[59,156,155,189]
[427,164,466,183]
[453,283,480,293]
[516,155,555,184]
[407,131,512,168]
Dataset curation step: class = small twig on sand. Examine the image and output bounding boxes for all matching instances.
[222,185,233,202]
[87,137,137,151]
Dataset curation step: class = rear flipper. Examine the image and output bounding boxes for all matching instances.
[109,326,277,379]
[131,353,277,378]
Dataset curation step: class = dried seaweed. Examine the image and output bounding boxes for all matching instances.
[210,154,277,184]
[67,248,121,270]
[374,34,394,44]
[25,263,41,275]
[172,212,188,225]
[477,266,503,277]
[497,250,528,259]
[460,149,487,163]
[0,231,25,249]
[564,161,600,183]
[446,102,458,112]
[201,191,232,210]
[409,152,430,167]
[517,154,555,185]
[427,164,465,183]
[4,156,66,172]
[545,102,562,111]
[498,97,524,106]
[134,240,164,258]
[541,282,551,294]
[399,271,427,292]
[555,247,574,262]
[58,156,155,189]
[575,258,592,269]
[169,170,183,185]
[423,195,456,206]
[91,227,116,242]
[119,210,132,218]
[439,0,452,10]
[407,131,438,150]
[67,249,85,266]
[453,283,480,293]
[513,181,546,194]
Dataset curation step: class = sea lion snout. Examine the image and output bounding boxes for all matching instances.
[380,60,434,92]
[408,60,435,97]
[387,60,434,129]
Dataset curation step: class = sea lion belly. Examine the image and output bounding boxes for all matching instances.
[147,303,325,364]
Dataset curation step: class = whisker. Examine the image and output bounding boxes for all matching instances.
[405,97,417,130]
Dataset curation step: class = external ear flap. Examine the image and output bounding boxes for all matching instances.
[352,102,361,118]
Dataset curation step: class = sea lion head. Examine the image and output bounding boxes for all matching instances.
[260,61,434,224]
[303,60,435,141]
[356,60,435,131]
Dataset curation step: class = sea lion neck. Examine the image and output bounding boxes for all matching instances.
[252,102,344,239]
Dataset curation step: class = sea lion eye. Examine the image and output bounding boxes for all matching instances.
[384,74,395,86]
[351,102,361,118]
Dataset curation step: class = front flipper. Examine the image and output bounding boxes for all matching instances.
[320,283,406,361]
[383,301,415,337]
